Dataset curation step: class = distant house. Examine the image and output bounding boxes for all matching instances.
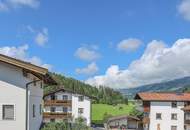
[43,88,92,126]
[135,92,190,130]
[0,54,56,130]
[106,115,142,130]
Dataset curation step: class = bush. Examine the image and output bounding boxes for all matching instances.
[41,121,92,130]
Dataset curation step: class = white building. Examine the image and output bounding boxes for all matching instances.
[135,92,190,130]
[43,88,92,126]
[0,54,56,130]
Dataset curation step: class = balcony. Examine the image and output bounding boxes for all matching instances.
[44,100,72,106]
[43,112,72,119]
[185,120,190,124]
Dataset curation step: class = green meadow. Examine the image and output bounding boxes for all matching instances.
[92,103,136,124]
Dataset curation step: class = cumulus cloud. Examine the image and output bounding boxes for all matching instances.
[0,44,52,70]
[117,38,142,52]
[178,0,190,21]
[35,28,48,46]
[86,39,190,88]
[76,62,99,75]
[0,0,39,11]
[75,45,101,61]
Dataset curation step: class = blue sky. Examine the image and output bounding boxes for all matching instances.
[1,0,190,88]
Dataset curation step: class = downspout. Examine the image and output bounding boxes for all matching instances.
[26,79,41,130]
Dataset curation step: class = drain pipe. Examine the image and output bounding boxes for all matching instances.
[26,79,41,130]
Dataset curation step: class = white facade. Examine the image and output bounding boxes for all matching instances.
[0,61,44,130]
[43,90,91,126]
[148,101,185,130]
[72,94,91,125]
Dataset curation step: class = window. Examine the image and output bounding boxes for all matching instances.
[40,82,43,88]
[33,104,36,118]
[78,108,84,115]
[63,107,68,113]
[185,113,190,120]
[156,113,162,120]
[171,113,177,120]
[50,107,56,112]
[172,102,177,108]
[63,95,68,100]
[78,96,84,102]
[33,78,37,86]
[2,105,14,120]
[50,119,55,122]
[171,126,177,130]
[51,95,57,100]
[39,104,42,115]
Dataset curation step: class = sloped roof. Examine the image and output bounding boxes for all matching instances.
[135,92,190,101]
[107,115,140,123]
[43,87,97,99]
[0,54,56,85]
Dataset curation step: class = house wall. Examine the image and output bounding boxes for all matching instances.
[0,61,27,130]
[28,79,43,130]
[149,101,184,130]
[72,94,91,126]
[44,91,91,126]
[0,61,43,130]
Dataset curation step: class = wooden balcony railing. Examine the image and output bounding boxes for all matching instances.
[44,100,72,106]
[43,112,72,119]
[185,120,190,124]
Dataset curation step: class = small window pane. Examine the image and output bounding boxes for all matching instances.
[63,95,68,100]
[171,113,177,120]
[63,107,68,112]
[3,105,14,120]
[78,96,84,102]
[185,113,190,120]
[50,107,56,112]
[40,104,42,115]
[156,113,162,120]
[33,104,36,118]
[78,108,84,115]
[172,102,177,108]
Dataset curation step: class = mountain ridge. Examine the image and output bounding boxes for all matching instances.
[118,76,190,99]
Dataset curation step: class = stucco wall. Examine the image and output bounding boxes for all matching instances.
[0,61,43,130]
[72,94,91,126]
[149,101,184,130]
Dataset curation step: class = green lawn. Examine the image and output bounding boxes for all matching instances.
[92,103,135,123]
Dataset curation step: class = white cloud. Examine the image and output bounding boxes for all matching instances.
[178,0,190,21]
[76,62,99,75]
[0,44,52,70]
[117,38,142,52]
[75,45,101,61]
[0,0,39,11]
[86,39,190,88]
[35,28,48,46]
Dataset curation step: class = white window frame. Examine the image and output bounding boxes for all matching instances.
[1,104,16,121]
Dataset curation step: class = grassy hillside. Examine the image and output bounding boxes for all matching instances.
[92,103,136,124]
